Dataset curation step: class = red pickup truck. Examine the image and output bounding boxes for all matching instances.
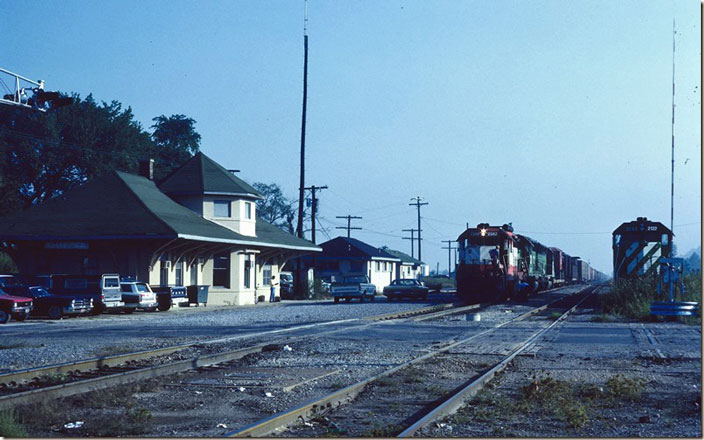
[0,275,33,324]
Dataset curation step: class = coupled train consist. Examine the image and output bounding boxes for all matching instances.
[456,223,606,303]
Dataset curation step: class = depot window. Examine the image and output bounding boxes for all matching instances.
[213,252,230,288]
[245,202,252,219]
[175,261,183,286]
[262,264,272,286]
[244,255,252,289]
[214,200,231,218]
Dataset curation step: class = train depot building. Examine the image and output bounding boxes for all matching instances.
[0,153,321,306]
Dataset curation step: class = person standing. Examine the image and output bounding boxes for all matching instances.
[270,275,278,303]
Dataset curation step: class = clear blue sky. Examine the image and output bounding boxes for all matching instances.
[4,0,701,274]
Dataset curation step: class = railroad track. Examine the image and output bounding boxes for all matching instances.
[225,284,597,437]
[0,300,489,411]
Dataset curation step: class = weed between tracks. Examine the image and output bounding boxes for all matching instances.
[12,379,163,437]
[447,373,649,432]
[0,410,28,437]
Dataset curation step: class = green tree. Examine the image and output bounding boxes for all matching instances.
[253,182,296,234]
[151,114,201,181]
[0,96,201,210]
[0,94,152,209]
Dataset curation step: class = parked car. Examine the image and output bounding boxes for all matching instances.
[330,275,376,303]
[50,274,129,314]
[20,286,92,319]
[383,279,429,301]
[0,288,33,324]
[279,272,294,298]
[120,282,158,312]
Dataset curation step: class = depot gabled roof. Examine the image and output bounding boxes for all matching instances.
[317,237,400,261]
[158,152,263,199]
[0,170,319,252]
[383,248,424,265]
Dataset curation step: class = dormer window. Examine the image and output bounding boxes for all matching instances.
[245,202,252,220]
[214,200,231,218]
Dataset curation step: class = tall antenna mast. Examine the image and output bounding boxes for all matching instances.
[296,0,309,239]
[294,0,310,298]
[670,19,676,236]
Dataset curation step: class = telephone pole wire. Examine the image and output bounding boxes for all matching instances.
[409,197,428,261]
[336,215,362,238]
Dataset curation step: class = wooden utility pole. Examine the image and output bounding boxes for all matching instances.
[409,197,428,261]
[304,185,327,244]
[402,228,420,258]
[336,215,362,238]
[442,240,457,276]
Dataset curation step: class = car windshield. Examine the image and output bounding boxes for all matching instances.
[120,284,133,292]
[343,276,367,283]
[0,277,21,288]
[30,287,51,297]
[136,283,150,293]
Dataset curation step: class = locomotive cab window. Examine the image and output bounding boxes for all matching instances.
[661,234,669,245]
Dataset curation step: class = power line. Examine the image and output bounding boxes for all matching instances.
[316,217,331,241]
[423,216,465,227]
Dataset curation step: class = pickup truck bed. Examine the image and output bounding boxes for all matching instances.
[330,278,376,303]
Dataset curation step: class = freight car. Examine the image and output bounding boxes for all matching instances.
[456,223,600,303]
[612,217,673,280]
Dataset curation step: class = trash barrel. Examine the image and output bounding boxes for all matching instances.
[187,285,209,306]
[152,286,173,311]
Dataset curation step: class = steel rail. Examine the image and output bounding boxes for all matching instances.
[365,303,456,321]
[0,344,266,411]
[225,289,578,437]
[397,285,597,437]
[0,303,450,386]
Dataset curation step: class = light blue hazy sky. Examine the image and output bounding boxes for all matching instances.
[4,1,701,274]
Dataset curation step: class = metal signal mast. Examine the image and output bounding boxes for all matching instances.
[0,67,72,111]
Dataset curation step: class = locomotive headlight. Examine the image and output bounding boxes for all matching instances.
[480,228,487,237]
